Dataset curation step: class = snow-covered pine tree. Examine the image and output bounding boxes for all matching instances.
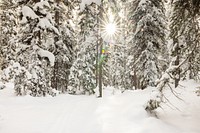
[15,0,58,96]
[169,0,200,85]
[123,0,139,89]
[106,43,125,89]
[68,2,98,95]
[62,1,83,92]
[114,0,132,90]
[128,0,166,89]
[67,0,82,55]
[0,0,19,81]
[51,0,74,93]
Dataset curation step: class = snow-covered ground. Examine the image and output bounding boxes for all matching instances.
[0,81,200,133]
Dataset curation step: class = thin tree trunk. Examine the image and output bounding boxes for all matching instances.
[99,42,103,97]
[98,1,103,98]
[53,0,60,90]
[133,70,137,89]
[174,39,180,88]
[96,9,99,88]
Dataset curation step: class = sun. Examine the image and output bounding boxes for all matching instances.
[105,23,116,36]
[99,8,121,41]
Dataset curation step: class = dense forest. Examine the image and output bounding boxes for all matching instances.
[0,0,200,112]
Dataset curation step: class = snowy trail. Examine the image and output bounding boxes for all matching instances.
[48,97,102,133]
[0,93,101,133]
[0,81,200,133]
[48,100,78,133]
[96,90,184,133]
[96,91,150,133]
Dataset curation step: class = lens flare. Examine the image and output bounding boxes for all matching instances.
[96,7,122,41]
[99,14,121,41]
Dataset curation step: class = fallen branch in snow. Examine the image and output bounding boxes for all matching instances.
[146,41,199,114]
[167,84,183,101]
[163,94,182,112]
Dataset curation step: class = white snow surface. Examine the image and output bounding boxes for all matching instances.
[0,80,200,133]
[80,0,101,10]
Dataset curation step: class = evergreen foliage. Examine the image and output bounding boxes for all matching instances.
[14,0,58,96]
[51,0,74,93]
[128,0,166,89]
[68,3,98,95]
[146,0,200,112]
[0,0,19,81]
[169,0,200,82]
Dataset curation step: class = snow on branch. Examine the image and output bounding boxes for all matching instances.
[37,18,59,35]
[37,49,55,67]
[33,1,50,11]
[21,6,38,23]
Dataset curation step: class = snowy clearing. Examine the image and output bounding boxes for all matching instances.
[0,81,200,133]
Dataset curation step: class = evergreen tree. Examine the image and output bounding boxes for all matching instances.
[169,0,200,85]
[128,0,166,89]
[114,0,132,90]
[68,3,98,95]
[15,0,58,96]
[51,0,74,93]
[0,0,19,81]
